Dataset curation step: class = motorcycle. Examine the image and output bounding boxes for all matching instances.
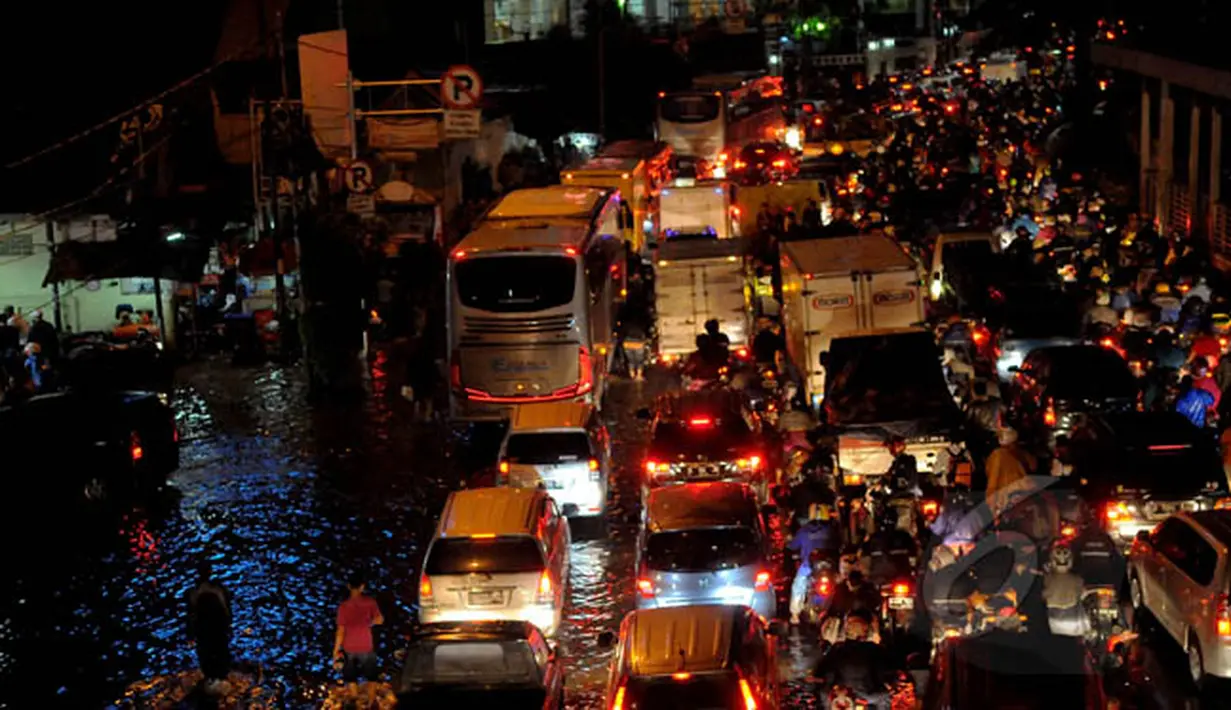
[880,579,917,638]
[828,685,870,710]
[800,554,838,626]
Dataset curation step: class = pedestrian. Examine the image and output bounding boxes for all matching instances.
[26,309,59,362]
[187,563,233,694]
[22,343,51,393]
[333,571,384,708]
[404,340,439,422]
[619,308,649,381]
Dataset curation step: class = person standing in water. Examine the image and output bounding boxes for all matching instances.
[187,563,233,693]
[333,572,384,708]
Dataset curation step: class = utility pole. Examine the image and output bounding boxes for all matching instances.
[45,221,62,331]
[273,19,294,342]
[135,113,168,342]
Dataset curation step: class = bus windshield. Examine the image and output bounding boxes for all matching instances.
[661,94,722,123]
[455,255,577,313]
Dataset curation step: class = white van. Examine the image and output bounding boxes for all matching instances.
[419,487,571,637]
[497,402,610,519]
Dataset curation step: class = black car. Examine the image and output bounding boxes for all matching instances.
[636,389,772,502]
[1069,411,1228,547]
[731,141,798,185]
[1008,345,1137,443]
[397,621,564,709]
[923,633,1109,710]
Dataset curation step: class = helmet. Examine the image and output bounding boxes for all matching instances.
[1050,544,1073,573]
[997,427,1019,446]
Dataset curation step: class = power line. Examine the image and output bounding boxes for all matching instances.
[3,32,278,171]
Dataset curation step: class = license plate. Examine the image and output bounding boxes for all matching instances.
[469,590,503,606]
[888,596,914,610]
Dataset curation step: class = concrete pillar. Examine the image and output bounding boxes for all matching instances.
[1157,82,1174,228]
[1190,104,1202,196]
[1210,109,1223,238]
[1140,86,1152,215]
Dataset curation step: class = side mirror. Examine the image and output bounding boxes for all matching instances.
[1135,530,1150,545]
[635,407,652,420]
[597,630,616,649]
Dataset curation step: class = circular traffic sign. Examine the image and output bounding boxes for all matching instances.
[344,160,374,194]
[441,65,484,110]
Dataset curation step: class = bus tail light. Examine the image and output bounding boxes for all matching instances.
[576,346,594,395]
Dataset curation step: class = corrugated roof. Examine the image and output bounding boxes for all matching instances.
[627,605,736,676]
[440,487,539,537]
[455,221,591,253]
[782,234,915,276]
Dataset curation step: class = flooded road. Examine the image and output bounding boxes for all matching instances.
[0,353,1207,709]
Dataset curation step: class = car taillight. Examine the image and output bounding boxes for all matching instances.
[738,677,758,710]
[922,500,939,517]
[1043,399,1057,427]
[892,582,912,597]
[1217,595,1231,638]
[420,575,433,601]
[611,682,627,710]
[817,575,832,596]
[1105,501,1130,523]
[537,570,553,603]
[577,346,594,395]
[130,432,144,462]
[1060,523,1077,539]
[644,460,668,475]
[589,458,601,481]
[450,350,461,389]
[737,454,763,470]
[754,570,771,592]
[637,577,655,599]
[772,159,787,168]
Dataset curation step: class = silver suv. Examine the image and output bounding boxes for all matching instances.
[1127,510,1231,687]
[635,482,776,619]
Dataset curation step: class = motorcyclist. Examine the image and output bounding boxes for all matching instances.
[702,318,730,366]
[863,509,918,584]
[1042,543,1086,637]
[812,610,891,709]
[682,334,721,383]
[789,502,843,624]
[883,436,920,495]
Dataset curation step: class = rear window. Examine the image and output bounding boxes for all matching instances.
[660,94,721,123]
[1082,444,1224,496]
[645,527,761,572]
[455,255,576,313]
[625,673,740,709]
[505,432,591,464]
[425,537,545,575]
[402,640,539,686]
[649,418,756,458]
[1049,351,1135,400]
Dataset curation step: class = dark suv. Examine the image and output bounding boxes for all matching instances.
[637,390,772,502]
[1008,345,1136,444]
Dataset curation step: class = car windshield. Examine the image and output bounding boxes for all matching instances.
[648,417,756,459]
[401,640,539,686]
[825,334,955,424]
[425,537,544,575]
[505,432,591,465]
[644,527,761,572]
[624,673,741,708]
[455,255,576,313]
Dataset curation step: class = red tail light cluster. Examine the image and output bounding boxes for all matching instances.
[754,570,771,592]
[130,432,144,463]
[1217,594,1231,638]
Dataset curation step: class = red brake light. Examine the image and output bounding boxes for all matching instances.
[644,460,668,475]
[420,574,433,600]
[738,677,758,710]
[537,570,553,601]
[612,682,627,710]
[922,501,939,516]
[577,346,594,395]
[588,458,599,471]
[498,460,510,474]
[754,570,771,592]
[772,159,787,168]
[130,432,144,462]
[450,350,462,389]
[817,575,832,596]
[892,582,911,596]
[1106,502,1129,522]
[565,246,578,256]
[1217,595,1231,637]
[1043,401,1057,427]
[672,672,691,680]
[1060,524,1077,539]
[637,577,655,598]
[452,249,466,259]
[813,116,823,125]
[971,327,988,345]
[688,416,713,428]
[802,103,814,113]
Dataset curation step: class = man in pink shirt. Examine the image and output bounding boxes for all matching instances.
[333,572,384,707]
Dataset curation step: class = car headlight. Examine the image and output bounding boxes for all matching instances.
[157,393,170,406]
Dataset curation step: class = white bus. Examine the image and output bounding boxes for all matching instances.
[656,74,787,177]
[447,186,627,421]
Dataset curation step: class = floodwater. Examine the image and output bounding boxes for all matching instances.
[0,352,1206,709]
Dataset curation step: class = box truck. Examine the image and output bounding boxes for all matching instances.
[654,238,751,364]
[779,234,924,408]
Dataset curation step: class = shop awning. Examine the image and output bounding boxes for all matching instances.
[43,239,210,286]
